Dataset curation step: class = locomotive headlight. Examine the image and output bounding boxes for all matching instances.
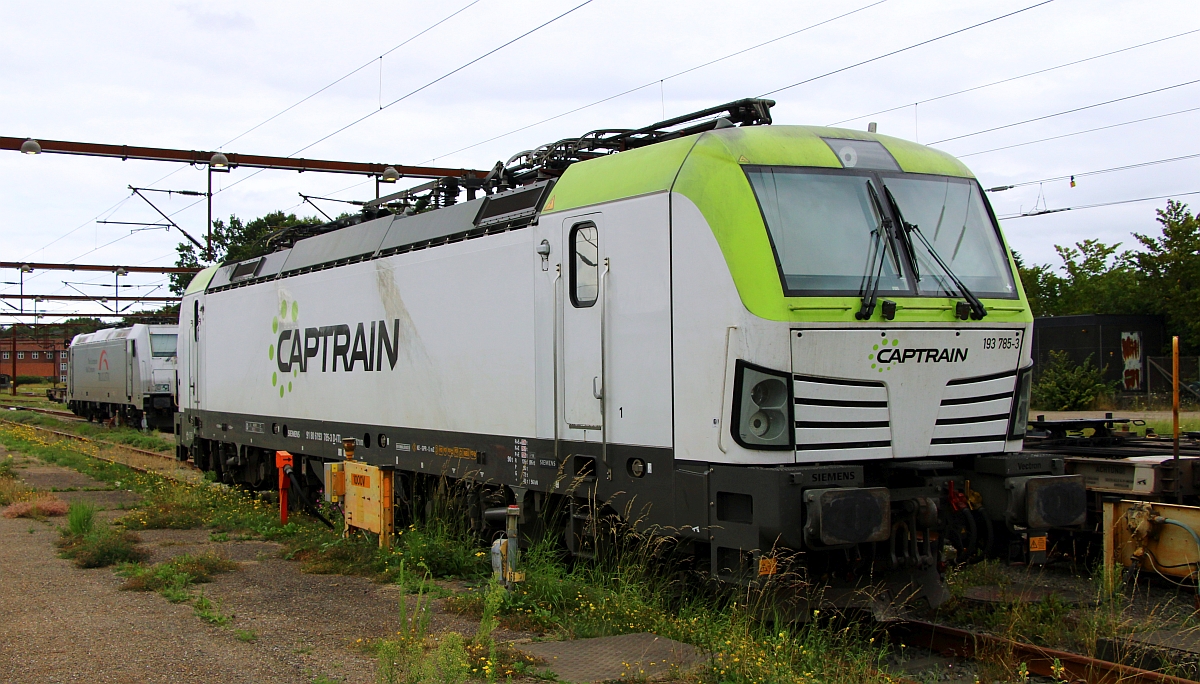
[1008,366,1033,439]
[732,361,793,450]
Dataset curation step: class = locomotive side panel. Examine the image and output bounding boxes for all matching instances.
[199,229,538,438]
[68,337,129,406]
[670,193,792,467]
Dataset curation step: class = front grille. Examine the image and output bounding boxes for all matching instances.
[793,375,892,459]
[931,369,1016,454]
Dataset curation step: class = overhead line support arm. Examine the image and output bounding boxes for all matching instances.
[1,136,488,180]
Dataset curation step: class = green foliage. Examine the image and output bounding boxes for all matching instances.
[118,551,238,600]
[1031,351,1115,410]
[1014,240,1139,318]
[1134,200,1200,353]
[67,501,95,536]
[13,375,49,386]
[193,590,232,626]
[171,211,321,294]
[235,629,258,643]
[7,412,171,453]
[1019,201,1200,354]
[57,517,148,568]
[434,633,470,684]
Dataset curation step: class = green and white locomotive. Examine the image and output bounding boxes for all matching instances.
[175,99,1084,605]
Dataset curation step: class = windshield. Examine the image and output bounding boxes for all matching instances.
[745,167,908,295]
[149,333,177,358]
[882,176,1016,298]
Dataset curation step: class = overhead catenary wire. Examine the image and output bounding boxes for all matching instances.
[126,0,596,228]
[757,0,1057,98]
[31,1,590,272]
[289,0,596,160]
[996,190,1200,220]
[421,0,893,163]
[985,152,1200,192]
[13,2,484,275]
[826,28,1200,127]
[958,105,1200,158]
[927,78,1200,145]
[217,0,484,150]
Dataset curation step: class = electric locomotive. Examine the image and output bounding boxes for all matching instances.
[174,99,1085,605]
[68,323,179,430]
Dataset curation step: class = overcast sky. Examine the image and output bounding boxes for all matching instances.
[2,0,1197,321]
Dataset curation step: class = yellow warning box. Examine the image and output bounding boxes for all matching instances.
[1028,535,1047,553]
[343,460,394,547]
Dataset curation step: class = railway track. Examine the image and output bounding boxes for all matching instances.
[0,403,82,421]
[1,403,1193,681]
[891,620,1195,684]
[0,417,201,483]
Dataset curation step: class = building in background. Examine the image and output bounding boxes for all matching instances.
[1031,315,1167,394]
[0,336,70,382]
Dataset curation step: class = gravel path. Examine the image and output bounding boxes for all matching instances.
[0,447,537,683]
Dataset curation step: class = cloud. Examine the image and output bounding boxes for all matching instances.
[177,4,255,32]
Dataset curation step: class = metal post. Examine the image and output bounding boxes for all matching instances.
[207,167,213,262]
[114,271,119,316]
[9,325,15,396]
[1173,336,1182,504]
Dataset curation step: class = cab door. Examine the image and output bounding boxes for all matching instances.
[561,215,606,430]
[125,340,135,404]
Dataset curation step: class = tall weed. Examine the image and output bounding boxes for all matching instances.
[67,501,96,536]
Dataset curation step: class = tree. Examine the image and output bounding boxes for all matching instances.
[1050,239,1140,315]
[1030,350,1115,410]
[170,211,321,294]
[1133,201,1200,353]
[1013,250,1063,318]
[1013,240,1139,317]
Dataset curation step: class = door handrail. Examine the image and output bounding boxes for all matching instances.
[599,257,610,481]
[552,264,562,461]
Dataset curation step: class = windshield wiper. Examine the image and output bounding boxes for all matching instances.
[857,181,897,321]
[884,186,986,320]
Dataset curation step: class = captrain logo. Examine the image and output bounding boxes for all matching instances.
[868,335,968,373]
[267,298,402,398]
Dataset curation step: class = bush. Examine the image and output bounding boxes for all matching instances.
[1031,350,1116,411]
[59,503,148,568]
[2,495,69,519]
[14,375,49,386]
[119,551,238,601]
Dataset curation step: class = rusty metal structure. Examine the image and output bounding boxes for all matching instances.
[892,620,1196,684]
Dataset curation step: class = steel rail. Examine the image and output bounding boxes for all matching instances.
[891,620,1195,684]
[0,404,83,421]
[0,417,197,480]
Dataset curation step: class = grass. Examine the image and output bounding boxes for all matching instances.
[57,501,149,568]
[118,551,239,602]
[367,576,539,684]
[2,411,173,453]
[235,629,258,643]
[57,503,149,568]
[0,418,921,682]
[193,590,232,626]
[934,559,1200,680]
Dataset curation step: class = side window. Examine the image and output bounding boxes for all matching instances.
[569,222,599,308]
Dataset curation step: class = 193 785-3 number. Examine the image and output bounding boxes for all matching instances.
[983,337,1017,350]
